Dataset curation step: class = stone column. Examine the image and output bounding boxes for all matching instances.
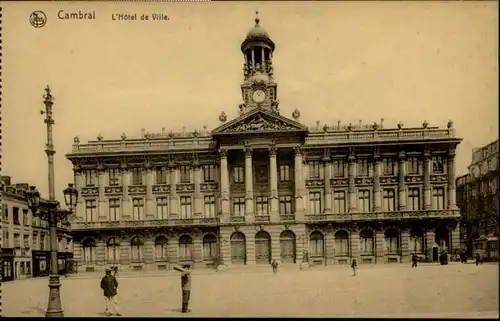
[193,234,203,267]
[350,225,360,262]
[451,223,460,252]
[193,161,203,217]
[425,229,435,261]
[96,241,106,267]
[121,167,132,219]
[373,150,382,211]
[143,237,155,265]
[423,150,432,210]
[398,151,407,211]
[167,239,179,265]
[348,149,357,212]
[269,146,279,219]
[271,231,280,262]
[323,158,332,213]
[120,239,130,265]
[98,167,107,220]
[74,168,85,220]
[219,149,230,221]
[400,228,410,263]
[245,147,255,222]
[375,228,385,263]
[447,150,457,209]
[169,162,179,216]
[145,165,155,219]
[293,146,304,220]
[246,233,256,265]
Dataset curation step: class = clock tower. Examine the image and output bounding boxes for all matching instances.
[239,12,279,115]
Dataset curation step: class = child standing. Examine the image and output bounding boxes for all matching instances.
[351,258,358,276]
[271,259,279,275]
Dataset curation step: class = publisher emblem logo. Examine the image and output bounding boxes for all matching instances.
[30,11,47,28]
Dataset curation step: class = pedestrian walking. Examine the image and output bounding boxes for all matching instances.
[475,251,482,266]
[271,259,278,275]
[100,268,121,316]
[411,253,418,268]
[174,264,192,313]
[351,258,358,276]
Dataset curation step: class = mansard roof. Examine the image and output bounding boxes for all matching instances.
[211,107,309,136]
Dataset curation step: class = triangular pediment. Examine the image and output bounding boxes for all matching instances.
[212,108,308,136]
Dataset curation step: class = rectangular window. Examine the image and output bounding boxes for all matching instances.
[279,165,290,181]
[14,234,21,248]
[109,199,121,221]
[204,196,216,218]
[357,159,369,177]
[310,236,324,257]
[203,238,217,260]
[108,168,120,186]
[408,188,420,211]
[13,207,20,225]
[23,235,30,249]
[407,157,420,175]
[32,233,38,249]
[309,192,322,214]
[40,234,45,251]
[85,200,97,222]
[256,196,269,215]
[335,236,349,255]
[309,161,321,179]
[180,165,191,184]
[132,198,144,220]
[131,168,143,185]
[358,190,371,212]
[360,236,373,254]
[432,156,445,173]
[386,237,399,253]
[332,160,345,177]
[85,170,96,186]
[333,191,346,213]
[279,196,293,214]
[156,197,168,219]
[433,187,445,210]
[203,164,215,182]
[383,158,395,176]
[23,209,29,226]
[233,197,246,216]
[383,189,396,211]
[233,166,244,183]
[3,204,8,221]
[180,196,192,218]
[155,166,168,184]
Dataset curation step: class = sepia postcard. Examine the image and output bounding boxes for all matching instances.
[0,0,498,318]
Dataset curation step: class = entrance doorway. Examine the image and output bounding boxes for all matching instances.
[255,231,271,264]
[280,230,296,263]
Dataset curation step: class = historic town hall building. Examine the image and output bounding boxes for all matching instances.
[66,16,462,272]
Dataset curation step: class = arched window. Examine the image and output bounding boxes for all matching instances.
[82,238,96,264]
[309,231,324,258]
[335,230,349,256]
[360,229,374,254]
[385,228,400,253]
[410,228,424,253]
[203,234,217,260]
[106,237,120,263]
[155,236,168,261]
[179,235,193,261]
[435,226,450,250]
[130,236,144,262]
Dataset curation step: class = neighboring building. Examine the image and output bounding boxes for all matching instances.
[0,176,74,281]
[456,140,499,260]
[66,15,462,272]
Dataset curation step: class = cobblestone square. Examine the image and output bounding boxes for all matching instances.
[3,263,498,317]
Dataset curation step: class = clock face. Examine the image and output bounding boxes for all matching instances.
[252,89,266,103]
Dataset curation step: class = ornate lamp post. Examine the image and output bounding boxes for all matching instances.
[23,85,79,318]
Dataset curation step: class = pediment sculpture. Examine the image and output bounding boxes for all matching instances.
[225,113,298,132]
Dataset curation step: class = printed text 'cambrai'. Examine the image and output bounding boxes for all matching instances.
[57,10,169,21]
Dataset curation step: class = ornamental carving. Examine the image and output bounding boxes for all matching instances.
[398,151,406,161]
[200,183,218,192]
[306,179,324,188]
[176,184,195,193]
[225,113,298,132]
[105,186,123,195]
[448,149,456,159]
[293,146,303,156]
[152,185,170,194]
[81,187,99,196]
[355,177,374,185]
[332,178,349,186]
[380,177,398,184]
[244,147,253,157]
[430,174,447,183]
[219,149,228,159]
[269,145,277,156]
[128,186,146,194]
[404,176,423,183]
[348,148,356,163]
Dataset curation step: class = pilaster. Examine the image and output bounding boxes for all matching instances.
[145,165,155,218]
[269,146,279,220]
[323,158,332,213]
[348,149,357,212]
[350,224,360,261]
[373,150,382,211]
[120,240,130,265]
[271,229,280,262]
[244,147,255,218]
[74,169,85,220]
[246,233,256,265]
[398,151,407,211]
[425,230,435,261]
[219,149,230,221]
[98,168,107,220]
[193,235,203,266]
[447,150,457,209]
[193,161,203,217]
[375,228,385,263]
[144,239,155,264]
[401,228,410,263]
[167,240,179,265]
[423,150,432,210]
[293,146,304,220]
[121,168,132,219]
[169,162,179,216]
[451,223,460,251]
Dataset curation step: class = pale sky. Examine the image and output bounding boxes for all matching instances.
[2,1,498,204]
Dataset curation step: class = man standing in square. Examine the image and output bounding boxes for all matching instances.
[100,268,121,316]
[180,264,192,313]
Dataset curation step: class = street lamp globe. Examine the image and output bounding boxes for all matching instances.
[24,185,41,215]
[63,183,78,211]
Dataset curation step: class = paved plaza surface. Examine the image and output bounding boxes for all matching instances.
[3,263,498,318]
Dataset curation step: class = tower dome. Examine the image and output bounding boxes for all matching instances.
[241,12,275,52]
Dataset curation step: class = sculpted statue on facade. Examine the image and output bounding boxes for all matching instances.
[270,100,280,114]
[230,114,294,132]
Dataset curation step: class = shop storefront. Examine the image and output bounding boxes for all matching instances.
[1,248,15,281]
[32,250,75,277]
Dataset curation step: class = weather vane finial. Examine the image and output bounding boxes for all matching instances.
[255,11,260,25]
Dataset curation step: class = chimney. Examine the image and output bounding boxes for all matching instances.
[1,176,11,185]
